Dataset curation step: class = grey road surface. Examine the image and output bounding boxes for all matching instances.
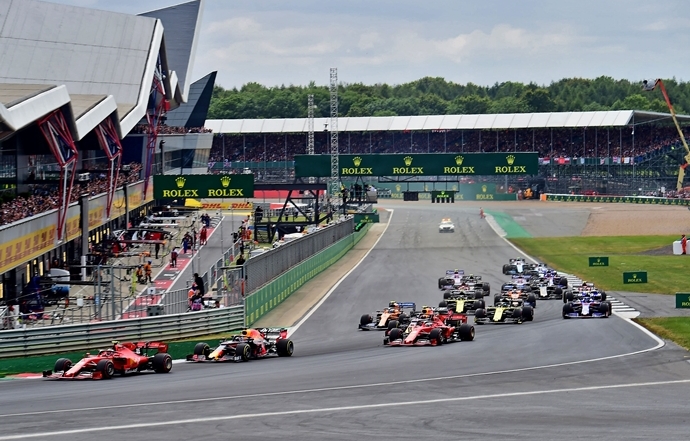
[0,203,688,441]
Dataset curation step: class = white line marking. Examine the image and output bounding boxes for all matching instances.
[484,213,662,346]
[0,329,666,419]
[2,379,689,440]
[288,209,394,338]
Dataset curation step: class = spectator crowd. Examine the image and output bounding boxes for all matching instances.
[0,162,142,226]
[208,125,690,165]
[132,124,212,135]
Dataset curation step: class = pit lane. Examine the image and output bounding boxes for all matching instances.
[1,203,689,441]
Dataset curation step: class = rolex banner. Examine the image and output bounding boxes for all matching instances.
[294,153,538,178]
[153,174,254,199]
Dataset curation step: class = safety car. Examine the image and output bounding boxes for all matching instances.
[439,218,455,233]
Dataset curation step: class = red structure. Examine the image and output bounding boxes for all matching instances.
[38,109,79,241]
[143,58,170,199]
[95,118,123,219]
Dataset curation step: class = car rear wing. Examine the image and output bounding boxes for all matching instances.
[259,327,289,340]
[445,270,464,275]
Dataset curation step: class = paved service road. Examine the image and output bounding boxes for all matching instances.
[0,204,689,441]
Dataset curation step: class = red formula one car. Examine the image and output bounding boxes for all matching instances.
[186,328,294,363]
[384,307,475,346]
[43,341,173,380]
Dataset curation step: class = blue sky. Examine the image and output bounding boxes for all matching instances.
[49,0,690,89]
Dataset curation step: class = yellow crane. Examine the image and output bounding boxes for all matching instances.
[642,79,690,191]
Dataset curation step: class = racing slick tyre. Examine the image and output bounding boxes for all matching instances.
[554,287,563,296]
[54,358,72,373]
[443,291,452,300]
[600,292,607,301]
[562,302,574,319]
[235,343,251,362]
[474,289,484,299]
[387,327,403,343]
[458,324,475,341]
[474,308,486,322]
[502,264,511,275]
[527,294,537,308]
[387,320,400,331]
[482,283,490,296]
[152,353,173,373]
[194,342,211,357]
[512,308,523,322]
[429,328,443,345]
[559,277,568,287]
[494,295,501,306]
[522,305,534,321]
[565,291,574,302]
[360,314,373,327]
[398,313,409,324]
[276,339,294,357]
[605,301,613,314]
[475,299,486,310]
[438,301,448,308]
[438,278,448,289]
[96,359,115,379]
[598,303,610,317]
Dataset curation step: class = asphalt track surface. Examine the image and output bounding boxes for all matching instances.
[1,203,690,440]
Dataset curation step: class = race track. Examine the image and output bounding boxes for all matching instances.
[1,204,689,441]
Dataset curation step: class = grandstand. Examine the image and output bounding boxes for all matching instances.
[0,0,204,303]
[207,110,690,194]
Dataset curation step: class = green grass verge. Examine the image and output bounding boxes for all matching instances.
[510,235,683,294]
[635,317,690,350]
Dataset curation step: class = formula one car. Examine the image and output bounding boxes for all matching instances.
[475,297,534,324]
[43,341,172,379]
[384,307,474,346]
[562,291,612,319]
[440,290,486,314]
[562,282,607,303]
[502,258,527,275]
[439,218,455,232]
[495,287,537,308]
[187,328,294,362]
[438,271,490,295]
[359,302,417,330]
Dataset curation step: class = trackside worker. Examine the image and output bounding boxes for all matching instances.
[143,260,152,283]
[479,207,486,219]
[682,234,687,255]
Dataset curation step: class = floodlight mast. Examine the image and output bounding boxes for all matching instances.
[643,79,690,190]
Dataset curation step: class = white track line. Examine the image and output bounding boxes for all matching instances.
[287,209,394,338]
[2,379,689,440]
[484,213,657,343]
[0,333,668,419]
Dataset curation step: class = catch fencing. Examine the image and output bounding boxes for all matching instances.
[0,306,244,359]
[244,218,354,293]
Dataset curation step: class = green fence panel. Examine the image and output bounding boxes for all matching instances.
[245,224,373,326]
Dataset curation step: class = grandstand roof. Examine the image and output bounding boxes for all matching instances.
[206,110,690,134]
[0,0,203,140]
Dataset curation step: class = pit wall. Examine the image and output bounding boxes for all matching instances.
[245,223,371,326]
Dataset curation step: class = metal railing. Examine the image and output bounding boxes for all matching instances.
[0,306,244,359]
[244,218,354,293]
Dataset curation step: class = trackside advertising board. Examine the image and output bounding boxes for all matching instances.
[294,153,538,178]
[154,175,254,199]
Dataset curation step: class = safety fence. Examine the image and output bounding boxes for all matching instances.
[0,306,244,359]
[244,218,355,293]
[245,222,371,326]
[544,193,690,205]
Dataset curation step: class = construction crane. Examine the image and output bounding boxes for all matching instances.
[642,79,690,191]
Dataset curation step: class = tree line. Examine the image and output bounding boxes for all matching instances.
[208,76,690,120]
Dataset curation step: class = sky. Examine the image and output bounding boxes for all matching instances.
[49,0,690,90]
